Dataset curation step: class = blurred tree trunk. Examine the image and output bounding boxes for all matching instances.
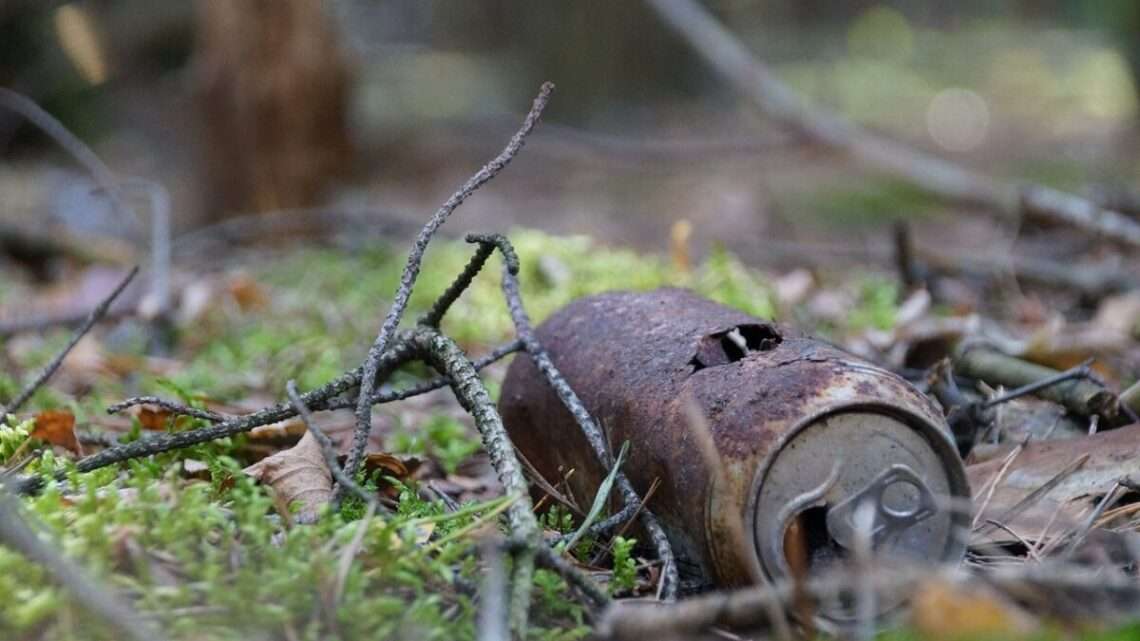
[194,0,353,220]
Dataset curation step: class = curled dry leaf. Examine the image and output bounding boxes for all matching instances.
[243,431,332,521]
[32,409,81,455]
[133,405,173,431]
[363,451,421,500]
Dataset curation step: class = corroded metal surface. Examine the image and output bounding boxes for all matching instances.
[499,288,970,610]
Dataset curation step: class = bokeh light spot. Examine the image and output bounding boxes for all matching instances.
[925,88,990,152]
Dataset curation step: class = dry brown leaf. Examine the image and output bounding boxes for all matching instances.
[910,578,1039,640]
[133,405,173,431]
[31,409,81,455]
[363,451,422,499]
[227,273,269,312]
[969,423,1140,543]
[248,417,307,441]
[243,431,332,521]
[363,452,411,478]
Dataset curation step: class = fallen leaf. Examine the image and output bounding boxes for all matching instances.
[134,405,172,431]
[243,431,332,522]
[969,423,1140,543]
[227,272,268,312]
[31,409,81,454]
[363,452,422,499]
[910,578,1039,640]
[363,452,409,478]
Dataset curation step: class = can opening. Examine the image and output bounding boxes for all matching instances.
[782,505,845,575]
[690,323,782,371]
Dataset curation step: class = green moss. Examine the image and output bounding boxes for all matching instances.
[849,277,900,331]
[779,178,940,229]
[0,230,948,640]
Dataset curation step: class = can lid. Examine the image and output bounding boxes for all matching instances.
[751,409,969,620]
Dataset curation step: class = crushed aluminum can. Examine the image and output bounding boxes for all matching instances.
[499,288,970,621]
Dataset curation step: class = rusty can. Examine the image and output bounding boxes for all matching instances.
[500,288,969,619]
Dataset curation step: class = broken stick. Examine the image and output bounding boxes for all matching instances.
[954,345,1118,421]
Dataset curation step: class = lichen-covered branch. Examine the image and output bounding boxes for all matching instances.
[11,337,419,496]
[345,82,555,489]
[405,327,539,635]
[324,339,524,411]
[106,397,230,423]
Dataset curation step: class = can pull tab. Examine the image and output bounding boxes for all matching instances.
[825,464,938,550]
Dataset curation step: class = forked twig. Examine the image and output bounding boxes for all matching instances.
[419,234,520,328]
[10,338,421,496]
[106,397,230,423]
[345,83,554,490]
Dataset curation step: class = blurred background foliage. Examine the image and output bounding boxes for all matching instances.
[2,0,1140,257]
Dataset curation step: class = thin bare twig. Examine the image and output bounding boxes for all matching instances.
[285,380,375,508]
[980,359,1096,409]
[10,337,421,496]
[420,234,520,328]
[108,340,522,422]
[345,82,554,490]
[477,540,510,641]
[502,537,611,610]
[0,482,163,641]
[645,0,1140,247]
[2,267,138,416]
[106,397,230,423]
[114,179,172,319]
